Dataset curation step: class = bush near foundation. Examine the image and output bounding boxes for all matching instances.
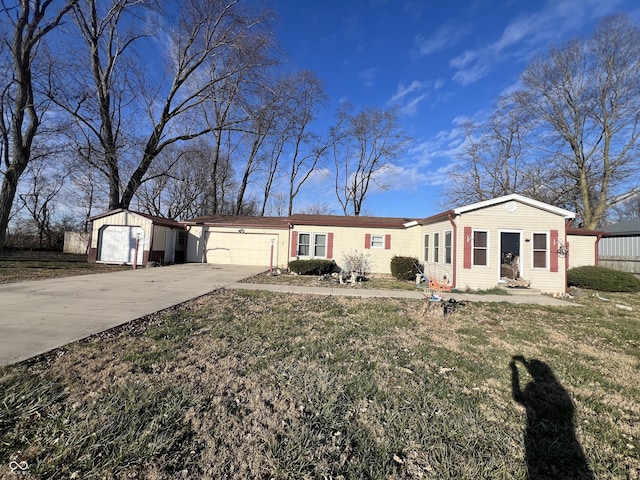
[289,259,335,275]
[567,265,640,292]
[390,256,421,280]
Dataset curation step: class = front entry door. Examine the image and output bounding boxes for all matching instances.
[500,231,521,280]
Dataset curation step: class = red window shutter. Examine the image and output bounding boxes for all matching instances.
[463,226,472,269]
[385,234,391,250]
[291,231,298,257]
[550,229,559,272]
[365,233,371,249]
[327,233,334,259]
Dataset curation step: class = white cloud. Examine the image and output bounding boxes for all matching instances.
[414,24,467,56]
[359,67,377,87]
[390,80,428,103]
[388,80,433,115]
[449,0,630,86]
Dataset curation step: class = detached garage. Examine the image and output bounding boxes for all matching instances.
[88,210,186,266]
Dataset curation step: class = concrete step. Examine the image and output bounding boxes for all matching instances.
[499,284,542,296]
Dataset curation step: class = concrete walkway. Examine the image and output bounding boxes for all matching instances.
[0,264,264,366]
[0,265,579,366]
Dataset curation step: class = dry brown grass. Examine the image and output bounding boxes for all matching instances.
[0,289,638,479]
[0,250,129,284]
[240,270,420,290]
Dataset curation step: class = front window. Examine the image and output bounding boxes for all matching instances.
[434,232,440,263]
[533,233,547,268]
[473,231,488,266]
[298,233,327,258]
[444,231,452,264]
[424,234,429,262]
[370,235,384,248]
[298,233,310,256]
[314,234,326,257]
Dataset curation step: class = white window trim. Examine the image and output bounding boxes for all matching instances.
[433,232,440,263]
[444,229,453,265]
[298,232,328,259]
[473,229,489,267]
[531,231,548,269]
[424,234,429,262]
[370,234,385,249]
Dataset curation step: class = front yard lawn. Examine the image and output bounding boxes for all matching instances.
[0,250,129,284]
[1,289,638,479]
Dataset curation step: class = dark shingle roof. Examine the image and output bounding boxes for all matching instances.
[603,218,640,236]
[181,214,418,229]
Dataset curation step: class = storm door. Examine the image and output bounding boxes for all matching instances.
[500,231,521,281]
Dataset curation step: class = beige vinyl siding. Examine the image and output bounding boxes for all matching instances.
[567,235,597,268]
[152,225,168,251]
[186,226,205,262]
[455,201,568,293]
[420,219,454,286]
[290,226,418,275]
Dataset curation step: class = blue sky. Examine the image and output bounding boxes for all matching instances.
[271,0,640,219]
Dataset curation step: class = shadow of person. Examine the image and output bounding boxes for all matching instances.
[510,356,595,479]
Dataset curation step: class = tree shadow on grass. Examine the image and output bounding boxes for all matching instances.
[510,356,595,480]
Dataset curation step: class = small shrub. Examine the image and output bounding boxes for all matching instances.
[390,256,421,280]
[341,250,372,278]
[289,259,335,275]
[567,265,640,292]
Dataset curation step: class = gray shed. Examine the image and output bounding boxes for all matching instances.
[599,218,640,276]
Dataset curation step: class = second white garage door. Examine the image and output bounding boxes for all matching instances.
[204,232,278,266]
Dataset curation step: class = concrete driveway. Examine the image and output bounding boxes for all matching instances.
[0,264,264,366]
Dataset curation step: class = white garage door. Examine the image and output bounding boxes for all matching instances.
[99,225,144,264]
[204,232,278,266]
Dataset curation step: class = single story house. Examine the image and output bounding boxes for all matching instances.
[598,218,640,276]
[88,209,186,266]
[181,213,418,275]
[180,194,599,294]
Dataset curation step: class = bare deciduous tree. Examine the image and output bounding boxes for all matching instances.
[18,156,67,247]
[0,0,77,250]
[444,101,528,207]
[332,105,408,216]
[516,15,640,229]
[55,0,274,214]
[283,71,330,216]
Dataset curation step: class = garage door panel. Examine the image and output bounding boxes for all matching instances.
[99,226,144,264]
[204,232,277,266]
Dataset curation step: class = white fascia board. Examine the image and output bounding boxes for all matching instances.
[453,193,576,219]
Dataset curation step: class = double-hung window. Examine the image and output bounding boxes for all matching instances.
[473,230,488,266]
[297,233,310,256]
[298,233,327,258]
[424,234,429,262]
[314,233,327,257]
[533,233,547,268]
[444,230,452,264]
[434,232,440,263]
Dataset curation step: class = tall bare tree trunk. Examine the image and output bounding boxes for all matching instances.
[0,0,76,250]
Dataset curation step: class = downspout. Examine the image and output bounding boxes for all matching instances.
[287,223,293,272]
[447,213,457,288]
[564,218,571,290]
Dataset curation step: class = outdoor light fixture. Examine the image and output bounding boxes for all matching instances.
[238,229,245,234]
